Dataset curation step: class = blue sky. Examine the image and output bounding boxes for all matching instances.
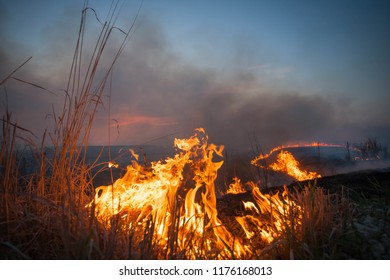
[1,0,389,150]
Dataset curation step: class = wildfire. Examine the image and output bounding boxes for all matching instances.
[226,177,246,194]
[88,128,303,259]
[251,141,344,166]
[236,182,302,244]
[250,141,351,181]
[269,150,321,181]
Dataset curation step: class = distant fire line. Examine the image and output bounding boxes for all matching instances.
[251,142,356,166]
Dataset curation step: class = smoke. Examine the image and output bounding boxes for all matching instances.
[1,6,389,153]
[93,19,389,151]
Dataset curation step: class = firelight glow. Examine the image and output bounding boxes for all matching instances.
[110,114,177,127]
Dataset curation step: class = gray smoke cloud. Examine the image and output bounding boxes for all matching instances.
[92,19,390,151]
[1,7,389,153]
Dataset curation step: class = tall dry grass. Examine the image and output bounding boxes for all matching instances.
[0,1,371,260]
[1,0,139,259]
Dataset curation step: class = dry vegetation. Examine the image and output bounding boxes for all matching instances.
[1,2,389,260]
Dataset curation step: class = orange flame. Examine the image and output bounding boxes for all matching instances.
[251,141,344,166]
[226,177,246,194]
[89,128,247,258]
[269,150,321,181]
[88,128,304,259]
[232,180,302,244]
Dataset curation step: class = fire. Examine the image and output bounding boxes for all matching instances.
[250,141,340,181]
[88,128,303,259]
[89,128,245,258]
[251,141,344,165]
[233,180,302,245]
[226,177,246,194]
[269,150,321,181]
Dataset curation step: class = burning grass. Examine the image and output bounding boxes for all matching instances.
[2,119,388,259]
[85,128,317,259]
[1,1,389,260]
[268,150,321,181]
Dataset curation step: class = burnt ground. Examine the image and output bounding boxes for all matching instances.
[216,167,390,259]
[273,167,390,199]
[218,168,390,213]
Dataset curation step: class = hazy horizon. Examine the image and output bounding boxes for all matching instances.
[1,0,390,152]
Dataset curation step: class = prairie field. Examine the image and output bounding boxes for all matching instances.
[1,2,390,260]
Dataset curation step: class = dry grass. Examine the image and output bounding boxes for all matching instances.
[0,1,384,260]
[1,0,138,259]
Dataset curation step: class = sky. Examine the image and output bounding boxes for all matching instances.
[1,0,390,152]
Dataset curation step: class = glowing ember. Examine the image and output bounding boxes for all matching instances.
[268,150,321,181]
[88,128,304,259]
[108,161,119,168]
